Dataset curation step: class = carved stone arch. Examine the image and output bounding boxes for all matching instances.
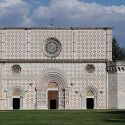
[39,68,68,89]
[8,86,25,98]
[7,86,24,109]
[85,86,98,109]
[37,68,69,109]
[85,86,98,95]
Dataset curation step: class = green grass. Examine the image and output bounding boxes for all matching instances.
[0,110,125,125]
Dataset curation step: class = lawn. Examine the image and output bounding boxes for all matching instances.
[0,110,125,125]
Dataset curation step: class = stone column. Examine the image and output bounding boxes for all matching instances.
[65,87,69,109]
[37,88,47,109]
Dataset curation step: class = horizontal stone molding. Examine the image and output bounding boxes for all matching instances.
[0,59,108,63]
[0,27,112,30]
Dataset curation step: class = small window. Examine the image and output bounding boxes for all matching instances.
[12,65,21,74]
[118,67,121,72]
[121,67,124,72]
[86,64,95,73]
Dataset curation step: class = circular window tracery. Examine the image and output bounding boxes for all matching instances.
[43,37,62,58]
[12,65,21,74]
[86,64,95,73]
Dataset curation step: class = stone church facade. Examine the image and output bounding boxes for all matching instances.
[0,27,124,110]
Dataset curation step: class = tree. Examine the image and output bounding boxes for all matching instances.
[112,38,121,60]
[112,38,125,60]
[120,47,125,59]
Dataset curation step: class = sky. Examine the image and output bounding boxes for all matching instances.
[0,0,125,47]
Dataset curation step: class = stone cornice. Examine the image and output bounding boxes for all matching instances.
[0,27,112,30]
[0,59,108,63]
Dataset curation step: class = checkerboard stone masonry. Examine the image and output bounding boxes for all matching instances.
[0,27,124,110]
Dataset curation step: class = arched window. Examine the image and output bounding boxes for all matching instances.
[121,67,124,72]
[118,67,121,72]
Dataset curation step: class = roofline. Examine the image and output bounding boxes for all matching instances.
[115,60,125,61]
[0,26,112,30]
[110,59,125,62]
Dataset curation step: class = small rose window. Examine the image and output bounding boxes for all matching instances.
[42,37,62,58]
[12,65,21,74]
[86,64,95,73]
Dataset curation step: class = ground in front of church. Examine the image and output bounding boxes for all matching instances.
[0,110,125,125]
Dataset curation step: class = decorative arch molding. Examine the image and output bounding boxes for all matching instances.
[6,86,25,109]
[38,68,68,89]
[107,66,125,72]
[37,68,69,109]
[85,86,98,109]
[7,86,25,98]
[85,86,98,96]
[41,68,68,79]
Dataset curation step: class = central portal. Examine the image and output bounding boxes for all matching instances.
[48,91,58,109]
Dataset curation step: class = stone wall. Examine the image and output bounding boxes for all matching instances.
[0,64,2,109]
[0,27,112,109]
[0,27,112,60]
[108,61,125,109]
[1,63,107,109]
[116,61,125,109]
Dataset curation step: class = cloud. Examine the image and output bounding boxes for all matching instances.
[0,0,21,8]
[0,0,125,46]
[30,0,125,32]
[0,0,32,26]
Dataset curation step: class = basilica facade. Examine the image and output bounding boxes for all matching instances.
[0,27,125,110]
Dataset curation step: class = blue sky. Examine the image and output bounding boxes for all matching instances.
[84,0,125,6]
[41,0,125,6]
[0,0,125,47]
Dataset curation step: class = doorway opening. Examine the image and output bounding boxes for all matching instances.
[50,100,57,109]
[48,91,58,109]
[13,98,20,109]
[86,98,94,109]
[86,90,96,109]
